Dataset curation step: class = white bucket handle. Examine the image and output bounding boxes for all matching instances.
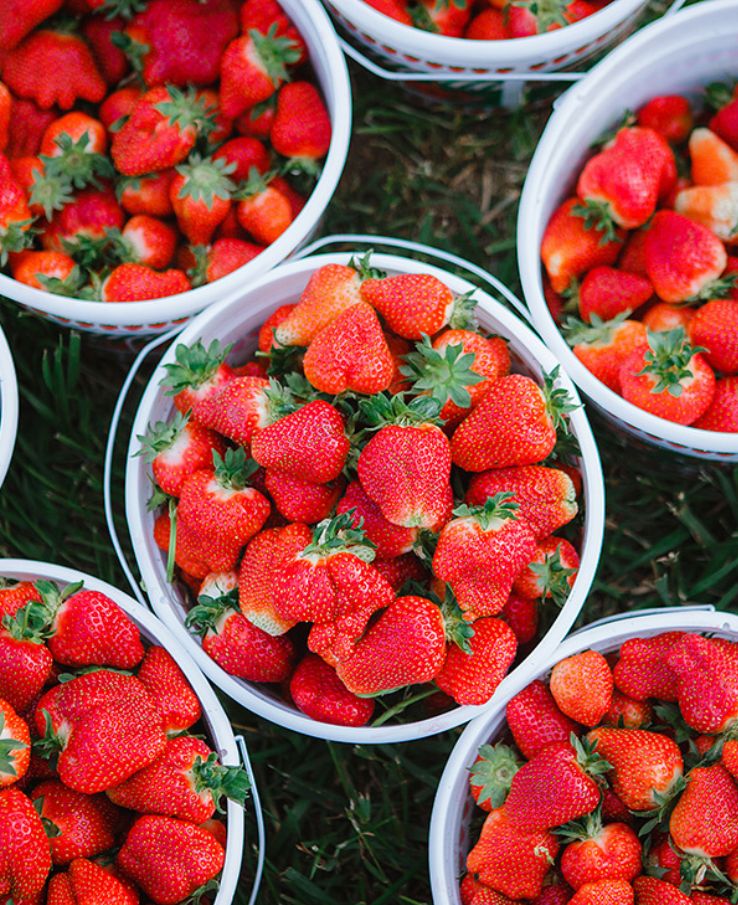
[297,232,534,324]
[236,735,266,905]
[574,604,716,634]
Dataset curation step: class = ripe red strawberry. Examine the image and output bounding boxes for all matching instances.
[360,272,475,340]
[604,690,653,729]
[154,509,209,580]
[0,153,33,264]
[433,495,537,620]
[138,412,225,498]
[108,734,249,823]
[690,893,732,905]
[693,376,738,431]
[465,8,509,38]
[235,170,294,244]
[570,880,634,905]
[103,263,191,301]
[709,86,738,151]
[219,26,301,119]
[667,634,738,734]
[3,30,106,111]
[575,267,653,323]
[466,465,578,540]
[189,374,274,446]
[364,0,413,24]
[633,876,693,904]
[451,373,568,471]
[265,470,344,524]
[638,95,693,144]
[116,815,224,905]
[40,187,124,255]
[5,98,57,159]
[501,593,539,645]
[0,698,29,788]
[513,536,580,605]
[82,15,130,85]
[560,814,642,889]
[645,211,727,303]
[0,83,11,154]
[190,237,264,285]
[670,763,738,857]
[289,654,375,727]
[170,154,235,245]
[99,85,142,131]
[213,136,270,181]
[304,302,394,395]
[136,645,202,735]
[550,650,613,727]
[271,81,332,160]
[0,581,41,620]
[162,339,235,416]
[619,329,716,426]
[468,743,522,813]
[435,617,517,706]
[0,787,52,900]
[121,215,177,270]
[372,553,426,591]
[47,858,138,905]
[644,835,682,885]
[688,300,738,375]
[414,0,472,36]
[111,86,212,177]
[11,250,78,291]
[506,679,581,760]
[30,780,120,865]
[466,806,560,900]
[357,394,453,530]
[401,329,510,426]
[585,728,684,812]
[0,604,54,713]
[337,481,417,559]
[532,883,576,905]
[642,303,695,334]
[564,314,647,393]
[119,170,175,217]
[336,595,447,696]
[235,100,277,139]
[614,632,683,702]
[125,0,239,88]
[504,739,608,832]
[0,0,63,52]
[240,0,308,63]
[542,197,624,294]
[186,576,295,682]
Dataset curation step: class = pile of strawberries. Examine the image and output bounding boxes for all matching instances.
[0,0,331,302]
[541,85,738,432]
[362,0,613,40]
[462,631,738,905]
[141,256,584,728]
[0,575,249,904]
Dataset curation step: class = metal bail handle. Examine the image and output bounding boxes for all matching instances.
[236,734,266,905]
[296,232,534,325]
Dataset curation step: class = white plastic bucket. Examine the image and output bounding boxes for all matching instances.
[0,326,18,488]
[518,0,738,462]
[0,558,254,905]
[0,0,352,338]
[122,240,606,744]
[429,605,738,905]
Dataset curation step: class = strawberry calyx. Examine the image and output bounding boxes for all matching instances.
[347,250,386,282]
[212,448,259,492]
[111,30,150,78]
[32,579,84,627]
[470,743,522,809]
[301,510,376,563]
[0,712,27,779]
[257,340,305,378]
[175,154,237,208]
[262,376,301,422]
[43,133,115,192]
[99,0,148,19]
[38,267,100,300]
[562,311,632,349]
[529,543,578,608]
[572,732,612,782]
[705,80,737,111]
[162,339,232,396]
[679,853,727,894]
[358,392,444,430]
[437,583,475,653]
[32,797,63,839]
[638,774,688,836]
[29,168,75,220]
[572,199,623,246]
[250,24,302,85]
[511,0,569,31]
[400,334,484,410]
[232,166,277,201]
[555,805,606,844]
[191,750,251,810]
[542,366,579,435]
[182,878,221,905]
[544,429,581,467]
[2,600,55,644]
[185,585,240,638]
[448,290,478,331]
[33,709,66,764]
[154,86,217,140]
[136,411,190,462]
[638,328,705,397]
[453,493,520,531]
[686,273,738,303]
[183,244,210,289]
[0,221,35,267]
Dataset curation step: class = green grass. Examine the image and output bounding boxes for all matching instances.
[1,15,737,902]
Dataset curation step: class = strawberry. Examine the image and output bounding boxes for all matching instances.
[670,763,738,857]
[550,650,613,727]
[465,8,509,38]
[501,593,539,645]
[170,154,235,245]
[506,679,581,760]
[41,188,124,254]
[235,169,294,244]
[336,481,417,559]
[213,136,270,180]
[614,632,683,702]
[0,83,11,154]
[0,787,52,900]
[642,303,695,334]
[644,211,727,303]
[504,738,608,832]
[111,86,212,178]
[102,263,191,302]
[336,596,447,696]
[136,645,202,735]
[0,153,33,264]
[188,237,263,285]
[451,373,570,471]
[121,215,177,270]
[372,553,426,591]
[513,536,580,605]
[541,197,624,294]
[304,302,394,395]
[433,495,537,620]
[644,835,682,885]
[401,329,510,426]
[219,25,301,120]
[251,399,350,484]
[364,0,413,24]
[107,734,249,823]
[82,15,130,85]
[265,470,344,524]
[11,250,78,290]
[619,229,649,276]
[240,0,308,63]
[693,376,738,431]
[289,654,375,727]
[466,465,578,540]
[619,329,716,425]
[675,183,738,243]
[532,884,576,905]
[435,617,517,706]
[40,112,107,159]
[0,698,29,787]
[585,728,684,812]
[99,86,142,132]
[30,780,120,865]
[633,877,692,904]
[188,374,275,447]
[3,30,106,110]
[161,339,235,417]
[118,170,175,218]
[559,814,642,889]
[564,314,648,392]
[575,267,653,323]
[709,86,738,151]
[569,880,634,905]
[47,858,138,905]
[270,81,332,160]
[688,300,738,375]
[0,581,41,620]
[414,0,472,36]
[637,95,693,144]
[360,272,476,340]
[0,0,63,52]
[116,815,224,905]
[0,603,54,713]
[688,128,738,186]
[604,690,653,730]
[235,101,276,140]
[186,576,295,682]
[666,634,738,734]
[466,806,560,900]
[5,98,57,159]
[468,743,522,813]
[139,413,226,499]
[357,394,453,530]
[125,0,239,88]
[690,894,732,905]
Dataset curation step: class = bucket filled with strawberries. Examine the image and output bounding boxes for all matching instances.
[518,0,738,461]
[123,247,605,743]
[429,606,738,905]
[0,0,351,337]
[0,559,253,905]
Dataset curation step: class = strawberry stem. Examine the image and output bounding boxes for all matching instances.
[470,743,522,809]
[303,510,376,562]
[530,543,578,608]
[0,713,27,778]
[400,334,484,410]
[638,328,705,397]
[572,199,623,246]
[161,339,232,396]
[185,585,240,637]
[212,448,259,491]
[192,751,251,810]
[136,411,189,462]
[452,493,520,529]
